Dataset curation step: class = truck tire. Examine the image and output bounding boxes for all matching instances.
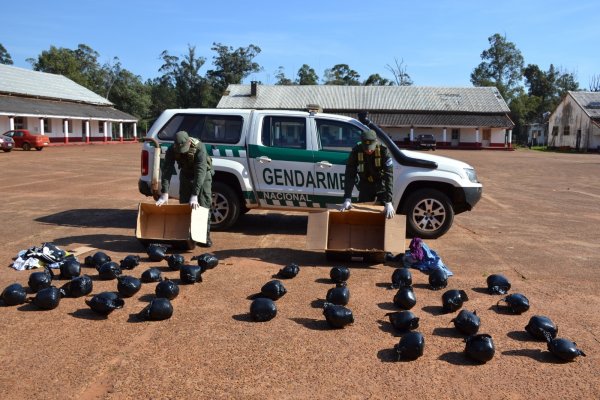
[35,147,43,151]
[404,188,454,239]
[22,143,31,151]
[211,182,241,230]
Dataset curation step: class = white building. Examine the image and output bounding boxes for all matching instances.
[217,83,515,149]
[548,91,600,152]
[0,64,137,143]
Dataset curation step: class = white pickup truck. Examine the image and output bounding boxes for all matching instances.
[139,108,482,239]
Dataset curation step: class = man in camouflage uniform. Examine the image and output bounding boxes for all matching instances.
[339,130,395,218]
[156,130,214,246]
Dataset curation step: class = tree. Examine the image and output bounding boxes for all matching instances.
[470,33,524,103]
[105,64,151,120]
[274,66,293,85]
[158,45,207,108]
[323,64,361,85]
[206,42,262,103]
[363,73,394,86]
[523,63,579,119]
[0,43,13,65]
[590,74,600,92]
[296,64,318,85]
[385,58,412,86]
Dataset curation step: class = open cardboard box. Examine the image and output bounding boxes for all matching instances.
[135,203,209,250]
[306,204,405,262]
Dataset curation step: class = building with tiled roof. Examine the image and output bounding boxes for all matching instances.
[217,83,515,149]
[0,64,138,144]
[548,91,600,151]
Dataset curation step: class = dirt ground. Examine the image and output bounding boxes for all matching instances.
[0,144,598,400]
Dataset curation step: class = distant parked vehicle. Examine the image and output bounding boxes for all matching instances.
[415,134,436,151]
[0,135,14,152]
[2,130,50,151]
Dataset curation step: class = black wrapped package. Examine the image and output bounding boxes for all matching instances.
[179,265,203,284]
[85,292,124,315]
[1,283,27,306]
[250,297,277,322]
[196,253,219,270]
[428,267,448,291]
[30,286,62,310]
[90,251,111,268]
[60,275,93,298]
[28,268,54,293]
[393,287,417,310]
[166,254,185,271]
[141,268,163,283]
[59,258,81,280]
[486,274,511,295]
[97,261,122,280]
[147,244,167,262]
[545,334,586,362]
[261,280,287,301]
[330,266,350,283]
[442,289,469,313]
[497,293,530,314]
[386,311,420,332]
[323,303,354,329]
[120,255,141,270]
[394,331,425,361]
[525,315,558,340]
[464,334,495,363]
[138,298,173,321]
[117,275,142,298]
[391,268,412,288]
[156,279,180,300]
[326,282,350,306]
[452,309,481,335]
[278,263,300,279]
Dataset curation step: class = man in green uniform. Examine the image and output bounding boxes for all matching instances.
[156,130,213,246]
[339,129,395,219]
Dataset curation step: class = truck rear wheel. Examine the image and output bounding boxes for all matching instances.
[404,188,454,239]
[22,143,31,151]
[35,147,43,151]
[211,182,240,230]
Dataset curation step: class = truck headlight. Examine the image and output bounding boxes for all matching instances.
[464,168,479,183]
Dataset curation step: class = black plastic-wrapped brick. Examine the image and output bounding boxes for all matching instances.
[323,303,354,329]
[394,331,425,361]
[85,292,124,315]
[1,283,27,306]
[117,275,142,298]
[60,275,93,298]
[250,297,277,322]
[386,310,420,332]
[260,280,287,301]
[138,298,173,321]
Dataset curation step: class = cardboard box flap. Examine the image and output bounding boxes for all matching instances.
[135,203,209,246]
[384,214,406,254]
[190,206,209,243]
[306,210,329,250]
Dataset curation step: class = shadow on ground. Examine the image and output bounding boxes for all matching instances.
[36,209,137,229]
[50,234,145,254]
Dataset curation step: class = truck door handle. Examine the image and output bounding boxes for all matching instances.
[317,161,332,168]
[256,156,272,163]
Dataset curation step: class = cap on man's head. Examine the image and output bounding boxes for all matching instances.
[361,130,378,151]
[174,131,191,153]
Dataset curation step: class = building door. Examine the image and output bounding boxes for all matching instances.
[482,129,491,147]
[576,129,581,151]
[451,128,460,147]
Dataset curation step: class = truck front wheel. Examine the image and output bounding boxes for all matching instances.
[211,182,241,230]
[404,188,454,239]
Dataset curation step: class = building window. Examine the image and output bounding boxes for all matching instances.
[41,118,51,133]
[14,117,26,129]
[552,126,558,136]
[98,121,105,134]
[563,126,570,136]
[451,128,460,140]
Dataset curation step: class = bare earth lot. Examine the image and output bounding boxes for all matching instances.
[0,144,599,399]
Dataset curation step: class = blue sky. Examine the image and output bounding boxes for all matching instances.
[2,0,598,88]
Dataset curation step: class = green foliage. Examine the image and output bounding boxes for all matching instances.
[158,45,208,109]
[206,42,262,100]
[363,73,394,86]
[0,43,13,65]
[296,64,319,85]
[274,66,293,85]
[470,33,524,102]
[323,64,361,85]
[523,63,578,115]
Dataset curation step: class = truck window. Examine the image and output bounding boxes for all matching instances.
[261,117,306,149]
[315,119,363,152]
[157,114,243,144]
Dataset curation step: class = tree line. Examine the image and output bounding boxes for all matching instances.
[1,36,598,141]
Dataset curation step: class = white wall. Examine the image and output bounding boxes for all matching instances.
[549,95,599,150]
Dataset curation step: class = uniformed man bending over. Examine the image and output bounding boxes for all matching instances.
[339,129,395,219]
[156,130,214,247]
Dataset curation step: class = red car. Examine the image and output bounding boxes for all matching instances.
[2,129,50,151]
